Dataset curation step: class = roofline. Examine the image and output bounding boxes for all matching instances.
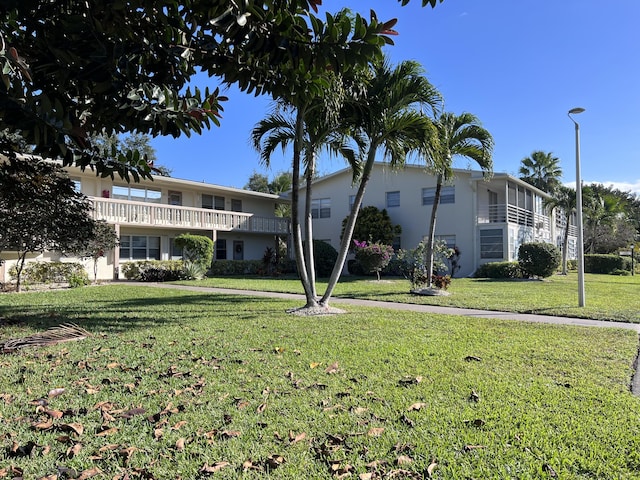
[294,162,551,198]
[9,154,290,203]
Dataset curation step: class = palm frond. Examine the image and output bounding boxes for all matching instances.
[1,323,91,353]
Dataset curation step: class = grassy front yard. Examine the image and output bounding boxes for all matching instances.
[1,285,639,479]
[178,272,640,323]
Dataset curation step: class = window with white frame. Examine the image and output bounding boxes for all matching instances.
[480,229,503,259]
[119,235,160,260]
[349,195,356,212]
[311,198,331,219]
[214,196,225,210]
[422,186,455,205]
[112,185,162,203]
[386,191,400,208]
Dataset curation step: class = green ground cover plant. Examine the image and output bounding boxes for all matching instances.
[180,272,640,322]
[0,285,639,479]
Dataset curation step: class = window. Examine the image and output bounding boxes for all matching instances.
[169,238,183,259]
[422,186,455,205]
[349,195,356,212]
[311,198,331,219]
[215,239,227,260]
[119,235,160,260]
[392,236,401,251]
[112,186,161,203]
[202,194,213,209]
[203,195,225,210]
[168,191,182,206]
[480,229,503,259]
[435,235,456,249]
[231,199,242,212]
[386,191,400,208]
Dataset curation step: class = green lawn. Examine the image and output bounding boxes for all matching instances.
[1,285,639,479]
[176,272,640,323]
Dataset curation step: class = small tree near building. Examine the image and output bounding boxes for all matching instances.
[0,157,96,291]
[71,221,119,283]
[353,240,394,281]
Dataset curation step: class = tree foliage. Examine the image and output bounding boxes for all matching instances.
[422,112,494,287]
[341,205,401,246]
[72,220,119,282]
[1,1,444,179]
[0,156,96,291]
[518,151,562,194]
[517,242,561,279]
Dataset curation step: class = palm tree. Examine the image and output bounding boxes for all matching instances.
[252,92,360,308]
[544,185,576,274]
[422,112,494,288]
[518,151,562,193]
[319,58,442,306]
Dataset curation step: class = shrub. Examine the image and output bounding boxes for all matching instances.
[611,268,631,276]
[182,261,207,280]
[584,254,629,274]
[173,234,214,270]
[353,240,394,281]
[10,261,88,285]
[518,242,561,278]
[311,240,338,278]
[474,261,523,279]
[121,260,184,281]
[431,274,451,290]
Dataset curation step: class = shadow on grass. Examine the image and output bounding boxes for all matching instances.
[0,291,294,336]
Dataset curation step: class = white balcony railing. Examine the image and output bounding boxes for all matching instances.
[90,197,290,235]
[477,204,550,230]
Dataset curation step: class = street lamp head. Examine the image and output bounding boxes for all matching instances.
[568,107,585,115]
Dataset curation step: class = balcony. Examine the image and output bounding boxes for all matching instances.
[477,204,550,230]
[90,197,290,235]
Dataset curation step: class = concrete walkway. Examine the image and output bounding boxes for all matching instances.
[144,282,640,332]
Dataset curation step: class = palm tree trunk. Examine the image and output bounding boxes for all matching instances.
[290,108,317,307]
[320,147,377,306]
[425,173,443,288]
[303,147,317,299]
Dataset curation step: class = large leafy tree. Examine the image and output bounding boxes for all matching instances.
[320,58,442,306]
[544,185,576,275]
[422,112,493,288]
[0,157,96,291]
[582,184,637,254]
[1,1,444,178]
[341,206,402,246]
[518,151,563,194]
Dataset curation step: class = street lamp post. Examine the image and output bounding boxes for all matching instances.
[568,107,585,307]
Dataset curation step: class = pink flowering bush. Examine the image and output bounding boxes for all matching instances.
[353,240,394,281]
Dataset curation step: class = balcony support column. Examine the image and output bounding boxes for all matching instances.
[113,224,121,280]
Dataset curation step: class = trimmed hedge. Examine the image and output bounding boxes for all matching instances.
[10,261,89,286]
[584,254,631,274]
[209,259,297,276]
[474,261,523,279]
[121,260,184,281]
[311,240,338,278]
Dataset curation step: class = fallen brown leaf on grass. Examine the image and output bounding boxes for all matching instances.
[201,462,230,473]
[325,361,340,374]
[407,402,426,411]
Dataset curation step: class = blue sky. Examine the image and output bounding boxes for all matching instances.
[151,1,640,195]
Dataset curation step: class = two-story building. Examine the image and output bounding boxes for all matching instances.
[0,163,290,282]
[298,163,577,278]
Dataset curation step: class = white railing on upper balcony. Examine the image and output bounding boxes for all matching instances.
[90,197,290,234]
[477,204,550,230]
